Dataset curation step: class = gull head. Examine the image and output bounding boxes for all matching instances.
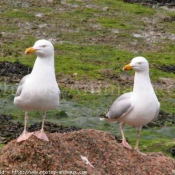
[25,39,54,58]
[123,56,149,73]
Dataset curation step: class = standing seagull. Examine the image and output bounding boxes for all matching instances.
[100,56,160,155]
[14,39,60,142]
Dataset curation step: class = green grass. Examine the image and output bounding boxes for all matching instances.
[1,40,175,115]
[0,144,5,149]
[2,10,35,19]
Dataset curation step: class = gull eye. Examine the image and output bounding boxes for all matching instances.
[138,62,142,64]
[42,45,46,47]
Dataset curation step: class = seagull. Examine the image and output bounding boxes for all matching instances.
[14,39,60,142]
[100,56,160,155]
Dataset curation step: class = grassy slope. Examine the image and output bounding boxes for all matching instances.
[0,0,175,154]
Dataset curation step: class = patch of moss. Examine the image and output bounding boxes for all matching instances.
[2,10,35,19]
[0,144,4,149]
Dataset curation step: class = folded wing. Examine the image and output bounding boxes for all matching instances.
[106,92,133,119]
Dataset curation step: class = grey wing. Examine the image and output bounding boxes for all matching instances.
[153,102,160,121]
[106,92,133,119]
[15,74,30,97]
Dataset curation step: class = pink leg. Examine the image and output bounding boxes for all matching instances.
[120,123,132,149]
[34,111,49,141]
[134,126,146,156]
[17,111,33,142]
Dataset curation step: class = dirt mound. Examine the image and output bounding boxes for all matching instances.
[158,65,175,74]
[0,61,32,82]
[0,129,175,174]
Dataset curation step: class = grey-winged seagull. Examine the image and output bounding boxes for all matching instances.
[100,56,160,155]
[14,39,60,142]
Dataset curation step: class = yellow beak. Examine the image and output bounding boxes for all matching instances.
[25,47,37,54]
[123,64,133,71]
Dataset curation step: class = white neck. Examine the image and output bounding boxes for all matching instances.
[32,55,55,74]
[133,71,153,94]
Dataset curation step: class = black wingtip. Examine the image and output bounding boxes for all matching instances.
[99,113,109,121]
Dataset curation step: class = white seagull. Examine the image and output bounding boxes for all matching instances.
[100,56,160,154]
[14,39,60,142]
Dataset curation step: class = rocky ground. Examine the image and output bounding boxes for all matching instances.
[124,0,175,7]
[0,129,175,175]
[1,0,175,173]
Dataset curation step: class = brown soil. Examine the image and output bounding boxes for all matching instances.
[0,129,175,175]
